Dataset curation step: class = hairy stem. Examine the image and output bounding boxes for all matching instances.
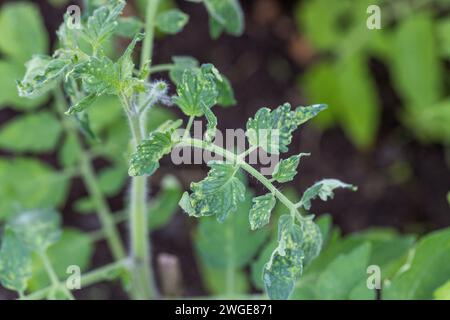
[54,89,126,261]
[126,109,157,300]
[124,0,161,300]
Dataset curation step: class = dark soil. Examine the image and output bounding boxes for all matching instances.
[1,0,449,299]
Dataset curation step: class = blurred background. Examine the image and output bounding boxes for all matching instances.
[0,0,449,299]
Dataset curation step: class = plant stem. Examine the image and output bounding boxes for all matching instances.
[179,138,301,219]
[127,110,156,300]
[148,63,173,74]
[79,154,127,259]
[40,251,75,300]
[22,259,129,300]
[183,115,195,140]
[225,226,235,297]
[125,0,161,300]
[140,0,160,73]
[239,162,300,217]
[54,89,126,261]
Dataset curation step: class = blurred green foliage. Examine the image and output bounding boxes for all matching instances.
[296,0,450,148]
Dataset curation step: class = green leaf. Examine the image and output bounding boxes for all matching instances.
[27,228,93,291]
[251,240,277,290]
[17,55,72,98]
[438,18,450,58]
[117,33,145,84]
[249,193,276,230]
[295,0,350,51]
[0,2,48,63]
[59,134,81,167]
[246,103,327,154]
[292,227,415,299]
[0,112,62,153]
[263,215,304,300]
[0,158,69,220]
[301,219,323,266]
[195,190,269,270]
[215,74,236,107]
[391,13,442,111]
[66,93,98,115]
[72,55,119,95]
[301,62,339,129]
[201,102,218,142]
[179,161,245,222]
[200,63,236,107]
[169,56,199,85]
[7,209,62,252]
[408,99,450,144]
[384,227,450,299]
[169,61,235,108]
[334,56,380,149]
[98,166,127,196]
[84,0,126,47]
[173,67,218,116]
[203,0,244,38]
[156,9,189,34]
[201,265,249,295]
[0,61,45,110]
[272,153,309,183]
[299,179,357,210]
[148,175,183,230]
[315,243,372,299]
[116,17,143,38]
[0,228,32,293]
[128,123,179,176]
[85,95,123,133]
[434,280,450,300]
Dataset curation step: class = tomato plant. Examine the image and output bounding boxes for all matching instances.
[0,0,449,301]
